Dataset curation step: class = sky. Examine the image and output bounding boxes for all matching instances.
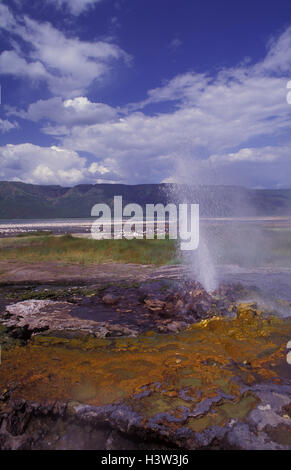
[0,0,291,188]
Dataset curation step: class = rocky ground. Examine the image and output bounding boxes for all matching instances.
[0,263,290,450]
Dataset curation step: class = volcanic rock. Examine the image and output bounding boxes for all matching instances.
[102,294,119,305]
[144,299,166,311]
[1,300,137,338]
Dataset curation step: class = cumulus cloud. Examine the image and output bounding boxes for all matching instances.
[0,50,47,80]
[0,4,129,97]
[194,145,291,188]
[8,96,118,134]
[54,26,291,187]
[2,11,291,188]
[209,146,291,164]
[0,144,117,185]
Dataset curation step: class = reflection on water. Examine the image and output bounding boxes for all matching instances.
[0,217,154,236]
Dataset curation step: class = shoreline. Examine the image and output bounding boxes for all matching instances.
[1,216,291,238]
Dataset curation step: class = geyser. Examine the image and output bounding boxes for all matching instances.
[165,177,218,292]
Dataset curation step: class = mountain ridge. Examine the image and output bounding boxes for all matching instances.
[0,181,291,218]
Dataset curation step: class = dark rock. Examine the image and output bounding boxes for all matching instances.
[102,294,119,305]
[165,321,187,333]
[144,299,166,311]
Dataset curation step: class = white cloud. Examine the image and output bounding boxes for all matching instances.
[209,146,291,164]
[2,11,291,188]
[0,3,15,29]
[8,96,118,133]
[54,26,291,187]
[45,0,103,16]
[193,145,291,188]
[0,118,18,133]
[257,26,291,73]
[58,70,291,184]
[0,50,47,80]
[128,72,210,111]
[88,161,110,175]
[0,4,129,97]
[0,143,117,185]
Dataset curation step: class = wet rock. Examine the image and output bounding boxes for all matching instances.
[0,278,242,336]
[102,294,119,305]
[0,303,291,450]
[0,399,175,450]
[164,301,174,310]
[236,303,260,319]
[1,383,290,450]
[165,321,187,333]
[3,300,73,334]
[175,299,184,310]
[102,323,138,337]
[144,299,166,312]
[1,300,137,338]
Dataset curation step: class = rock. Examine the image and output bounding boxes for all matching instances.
[1,383,291,450]
[102,294,119,305]
[0,298,291,450]
[144,299,166,311]
[236,303,260,320]
[103,323,138,337]
[165,301,174,310]
[175,299,184,309]
[166,321,187,333]
[4,300,73,333]
[1,300,136,338]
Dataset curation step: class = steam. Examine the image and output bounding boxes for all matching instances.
[166,154,263,292]
[164,156,218,292]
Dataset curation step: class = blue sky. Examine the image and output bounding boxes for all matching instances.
[0,0,291,188]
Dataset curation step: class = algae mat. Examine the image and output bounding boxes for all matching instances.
[1,306,290,429]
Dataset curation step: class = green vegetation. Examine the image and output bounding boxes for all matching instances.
[0,234,179,265]
[5,286,97,301]
[4,283,142,301]
[1,222,291,268]
[16,230,53,237]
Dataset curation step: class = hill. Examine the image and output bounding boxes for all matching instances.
[0,181,291,218]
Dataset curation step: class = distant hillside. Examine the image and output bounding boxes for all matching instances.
[0,181,291,218]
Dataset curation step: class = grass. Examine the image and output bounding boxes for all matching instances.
[1,222,291,267]
[0,234,179,265]
[16,230,53,237]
